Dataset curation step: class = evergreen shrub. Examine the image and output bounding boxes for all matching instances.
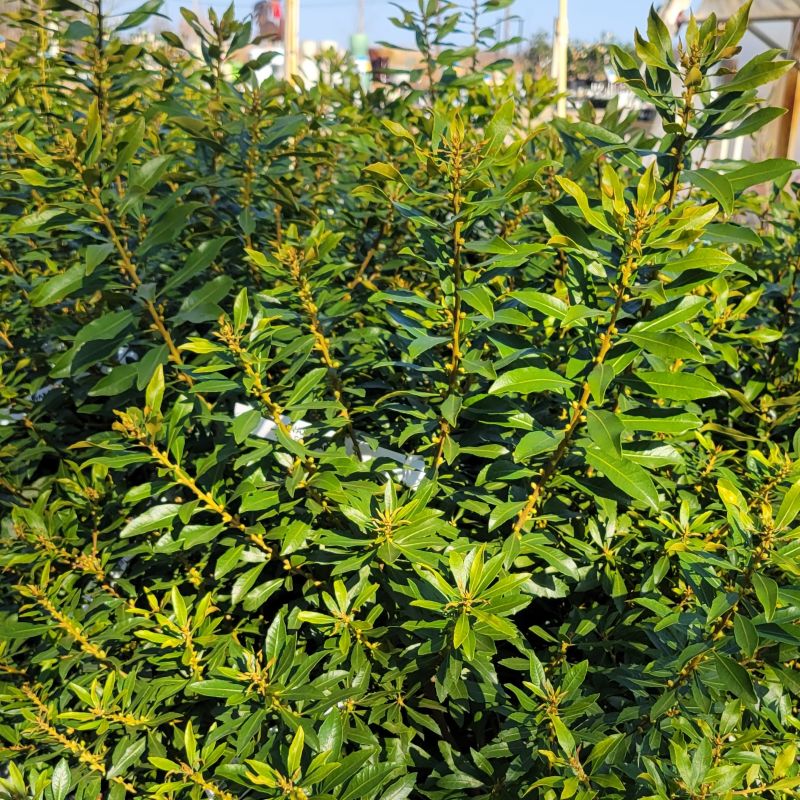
[1,1,800,798]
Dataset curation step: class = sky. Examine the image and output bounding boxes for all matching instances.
[152,0,660,46]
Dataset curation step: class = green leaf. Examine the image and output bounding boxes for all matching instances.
[287,726,304,776]
[453,613,470,648]
[512,290,568,321]
[660,248,736,275]
[231,564,265,607]
[233,288,250,330]
[364,162,403,181]
[51,761,70,800]
[188,680,245,699]
[340,764,402,800]
[108,739,146,779]
[120,504,181,538]
[161,237,231,296]
[85,242,116,275]
[184,721,197,765]
[408,335,449,359]
[232,408,262,443]
[714,107,786,140]
[215,545,245,580]
[586,410,623,457]
[285,367,328,406]
[556,176,619,237]
[587,363,614,404]
[485,99,515,152]
[145,364,165,415]
[378,774,416,800]
[489,367,573,396]
[461,285,495,319]
[619,408,702,434]
[630,296,707,333]
[243,578,283,611]
[149,757,180,772]
[775,479,800,530]
[624,331,702,361]
[75,310,135,349]
[10,207,63,234]
[634,371,724,401]
[381,118,414,141]
[703,223,762,247]
[722,55,794,95]
[685,170,734,215]
[551,716,575,755]
[88,363,138,397]
[527,545,580,581]
[116,0,163,30]
[29,265,84,307]
[752,573,778,622]
[172,275,233,324]
[514,430,563,462]
[726,158,796,192]
[713,652,757,704]
[585,447,659,509]
[733,615,759,659]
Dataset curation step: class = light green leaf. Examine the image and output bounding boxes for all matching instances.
[514,430,563,462]
[685,170,734,215]
[461,285,495,319]
[287,726,305,776]
[108,739,147,778]
[556,176,619,237]
[489,367,573,396]
[51,761,70,800]
[453,613,470,648]
[120,504,181,538]
[512,290,568,321]
[775,479,800,530]
[630,296,707,333]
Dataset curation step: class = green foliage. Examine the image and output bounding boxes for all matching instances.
[1,1,800,798]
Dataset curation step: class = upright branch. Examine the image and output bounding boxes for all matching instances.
[666,44,700,208]
[67,147,193,387]
[280,244,362,458]
[36,0,52,116]
[434,125,466,468]
[113,408,274,557]
[215,320,293,438]
[91,190,189,380]
[91,0,108,128]
[512,219,647,536]
[240,86,264,258]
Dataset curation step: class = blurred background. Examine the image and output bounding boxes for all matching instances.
[3,0,799,158]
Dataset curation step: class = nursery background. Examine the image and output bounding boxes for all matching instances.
[1,1,800,799]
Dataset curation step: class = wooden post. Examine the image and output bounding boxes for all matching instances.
[553,0,568,117]
[768,20,800,159]
[284,0,300,79]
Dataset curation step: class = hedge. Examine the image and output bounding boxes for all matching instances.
[1,2,800,799]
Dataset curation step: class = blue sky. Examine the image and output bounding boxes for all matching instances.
[152,1,658,46]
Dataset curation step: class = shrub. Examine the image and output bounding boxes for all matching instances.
[1,1,800,798]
